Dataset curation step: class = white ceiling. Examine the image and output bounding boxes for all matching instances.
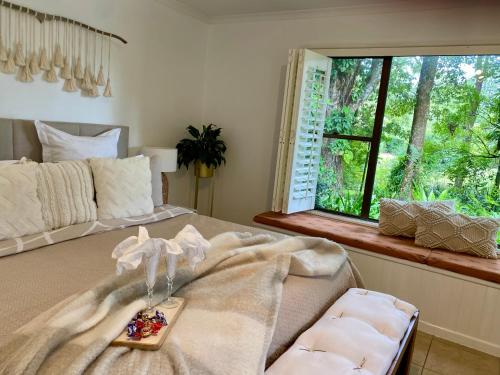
[174,0,395,18]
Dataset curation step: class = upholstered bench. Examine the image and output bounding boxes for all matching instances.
[267,288,419,375]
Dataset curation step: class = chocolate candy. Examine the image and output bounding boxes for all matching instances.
[126,310,168,340]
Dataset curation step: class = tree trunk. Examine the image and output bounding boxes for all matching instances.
[321,141,344,190]
[328,60,361,117]
[454,55,486,188]
[325,61,362,190]
[399,56,439,199]
[352,59,383,114]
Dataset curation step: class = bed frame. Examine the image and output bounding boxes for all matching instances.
[0,118,129,161]
[0,118,417,373]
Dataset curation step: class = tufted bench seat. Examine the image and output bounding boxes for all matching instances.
[267,288,418,375]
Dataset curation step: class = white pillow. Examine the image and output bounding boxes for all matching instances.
[35,120,121,162]
[90,157,154,220]
[0,163,46,240]
[36,160,98,230]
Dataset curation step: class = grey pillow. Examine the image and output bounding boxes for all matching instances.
[378,199,455,238]
[415,209,499,259]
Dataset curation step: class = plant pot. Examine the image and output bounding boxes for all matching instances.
[195,161,214,178]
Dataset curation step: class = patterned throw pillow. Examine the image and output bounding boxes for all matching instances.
[378,199,455,238]
[415,209,499,259]
[0,163,46,240]
[90,156,154,220]
[36,160,97,230]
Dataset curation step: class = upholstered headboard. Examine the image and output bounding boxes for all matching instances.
[0,119,129,161]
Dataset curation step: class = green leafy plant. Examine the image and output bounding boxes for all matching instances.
[176,124,227,170]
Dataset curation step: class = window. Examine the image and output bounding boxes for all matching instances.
[316,55,500,226]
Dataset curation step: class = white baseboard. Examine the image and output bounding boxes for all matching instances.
[418,320,500,357]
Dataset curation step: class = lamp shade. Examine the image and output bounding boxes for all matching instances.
[141,147,177,172]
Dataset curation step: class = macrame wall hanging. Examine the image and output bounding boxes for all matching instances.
[0,0,126,97]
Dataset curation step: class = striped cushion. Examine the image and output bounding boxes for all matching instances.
[36,160,97,230]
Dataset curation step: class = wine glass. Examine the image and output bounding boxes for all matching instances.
[163,253,179,309]
[143,252,160,314]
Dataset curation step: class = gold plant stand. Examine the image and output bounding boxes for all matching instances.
[194,161,215,216]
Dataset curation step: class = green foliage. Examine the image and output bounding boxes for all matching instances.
[316,188,364,216]
[317,55,500,234]
[176,124,227,170]
[325,107,354,134]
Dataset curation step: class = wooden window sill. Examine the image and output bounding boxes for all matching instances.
[254,211,500,284]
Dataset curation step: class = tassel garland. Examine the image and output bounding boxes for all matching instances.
[44,20,57,83]
[96,31,105,86]
[53,22,63,67]
[44,61,57,82]
[39,47,49,70]
[61,56,71,79]
[17,13,32,82]
[0,39,7,62]
[63,22,78,93]
[53,43,63,67]
[63,75,78,92]
[82,65,92,90]
[0,4,7,62]
[13,42,24,66]
[103,34,112,97]
[96,64,105,86]
[18,63,32,82]
[3,48,16,73]
[74,56,83,79]
[29,52,40,74]
[103,77,112,97]
[0,36,7,62]
[0,3,119,97]
[88,30,99,97]
[13,12,24,66]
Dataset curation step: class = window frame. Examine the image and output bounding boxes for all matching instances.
[317,56,391,219]
[315,47,500,220]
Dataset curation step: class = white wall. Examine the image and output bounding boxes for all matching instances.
[202,3,500,225]
[0,0,208,208]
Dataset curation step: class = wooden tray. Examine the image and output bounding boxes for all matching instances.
[111,297,185,350]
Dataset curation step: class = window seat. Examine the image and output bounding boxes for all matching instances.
[254,211,500,284]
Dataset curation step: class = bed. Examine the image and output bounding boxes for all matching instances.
[0,119,362,373]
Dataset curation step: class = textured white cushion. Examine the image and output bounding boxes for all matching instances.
[0,163,46,240]
[267,288,417,375]
[90,157,154,220]
[415,209,499,259]
[36,160,97,230]
[35,120,121,162]
[379,199,455,238]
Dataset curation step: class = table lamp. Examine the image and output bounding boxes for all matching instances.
[141,147,177,205]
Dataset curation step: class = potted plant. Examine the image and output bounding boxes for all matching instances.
[176,124,227,178]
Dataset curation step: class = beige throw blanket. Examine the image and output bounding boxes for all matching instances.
[0,232,350,375]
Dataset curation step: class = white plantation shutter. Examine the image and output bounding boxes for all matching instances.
[272,49,332,214]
